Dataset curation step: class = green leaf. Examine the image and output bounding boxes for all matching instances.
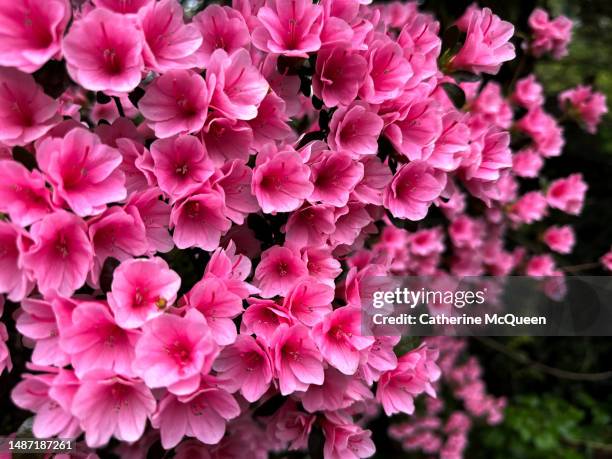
[441,82,466,109]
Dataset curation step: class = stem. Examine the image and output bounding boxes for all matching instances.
[113,96,125,118]
[474,336,612,382]
[561,262,600,273]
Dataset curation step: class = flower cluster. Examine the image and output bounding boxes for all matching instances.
[0,0,607,458]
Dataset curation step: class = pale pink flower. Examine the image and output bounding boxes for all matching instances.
[139,70,211,138]
[309,150,364,207]
[139,0,203,72]
[428,111,470,172]
[449,215,484,249]
[15,297,67,366]
[242,298,291,340]
[149,135,214,200]
[352,156,393,205]
[359,38,413,103]
[283,278,334,326]
[410,227,445,256]
[93,0,153,14]
[463,129,512,182]
[322,415,376,459]
[0,160,53,226]
[513,75,544,109]
[329,202,372,247]
[546,174,588,215]
[247,92,294,149]
[133,309,216,395]
[88,206,148,284]
[451,8,515,75]
[72,371,156,448]
[207,48,269,120]
[62,8,145,92]
[284,204,336,248]
[60,301,140,377]
[470,81,513,129]
[186,277,243,345]
[213,334,273,402]
[328,102,384,157]
[543,225,575,254]
[0,67,60,146]
[269,399,315,450]
[152,381,240,448]
[301,366,372,413]
[312,45,368,107]
[22,211,93,296]
[559,85,608,134]
[509,191,548,224]
[383,161,446,221]
[254,245,309,298]
[0,0,71,72]
[212,160,260,224]
[192,5,251,66]
[512,148,544,178]
[0,222,33,301]
[516,107,564,157]
[170,189,231,250]
[376,346,440,415]
[528,8,572,59]
[0,321,9,375]
[311,305,375,375]
[126,188,174,254]
[252,0,324,57]
[107,257,181,329]
[37,128,126,217]
[252,150,314,213]
[270,323,325,395]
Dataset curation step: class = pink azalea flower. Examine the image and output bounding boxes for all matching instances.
[516,107,564,157]
[192,5,251,66]
[88,206,148,283]
[322,415,376,459]
[252,0,324,57]
[311,305,375,375]
[37,128,126,217]
[559,85,608,134]
[451,8,515,75]
[126,189,174,254]
[513,75,544,109]
[283,278,334,326]
[0,160,53,226]
[269,399,315,450]
[410,227,445,256]
[207,48,269,121]
[600,249,612,271]
[463,129,512,182]
[254,245,309,297]
[139,70,211,139]
[60,301,140,378]
[0,222,33,301]
[376,346,440,415]
[312,45,368,107]
[328,102,384,157]
[384,101,442,160]
[201,117,254,167]
[0,321,10,375]
[241,298,292,340]
[72,371,156,448]
[212,160,260,224]
[170,189,231,250]
[252,150,314,213]
[93,0,153,14]
[427,111,470,172]
[213,334,273,402]
[63,8,145,92]
[359,38,413,104]
[543,225,575,254]
[0,0,71,72]
[528,8,572,59]
[546,173,588,215]
[149,135,214,200]
[22,211,93,296]
[352,156,393,205]
[139,0,203,72]
[0,67,60,146]
[509,191,548,224]
[133,309,216,395]
[449,215,484,249]
[512,148,544,178]
[284,204,336,248]
[107,257,181,329]
[15,297,68,366]
[247,92,294,149]
[270,323,325,395]
[308,150,364,207]
[383,161,446,221]
[186,277,243,345]
[152,381,240,448]
[526,254,561,277]
[301,367,372,413]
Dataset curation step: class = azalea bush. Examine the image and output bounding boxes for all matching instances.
[0,0,609,458]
